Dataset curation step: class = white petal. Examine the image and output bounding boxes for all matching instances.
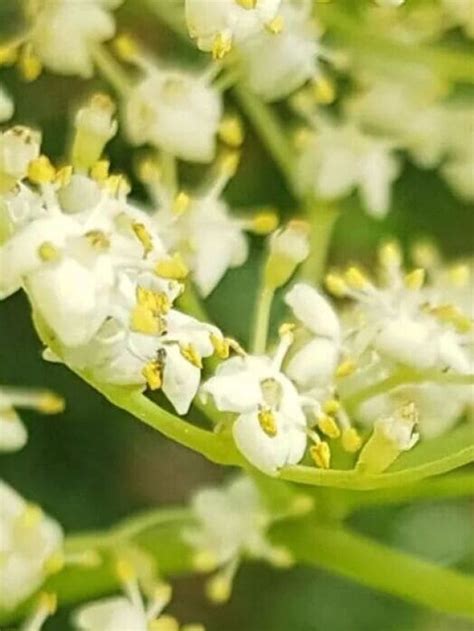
[374,317,437,370]
[203,367,262,413]
[285,283,340,339]
[286,338,339,389]
[74,596,147,631]
[0,410,27,452]
[162,344,201,415]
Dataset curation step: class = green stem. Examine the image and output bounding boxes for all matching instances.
[299,200,340,284]
[92,45,132,96]
[252,285,275,354]
[274,519,474,619]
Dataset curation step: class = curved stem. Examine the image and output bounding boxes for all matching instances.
[92,45,132,96]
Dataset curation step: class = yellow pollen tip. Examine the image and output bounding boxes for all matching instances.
[449,264,469,287]
[266,15,284,35]
[193,549,219,573]
[18,44,42,82]
[38,592,57,616]
[310,442,331,469]
[28,156,56,184]
[211,33,232,60]
[43,552,65,575]
[210,334,230,359]
[218,116,245,148]
[344,266,369,290]
[404,268,425,290]
[278,322,296,337]
[112,33,138,62]
[411,241,438,268]
[235,0,257,8]
[106,173,131,197]
[90,160,110,182]
[131,305,164,335]
[142,360,163,391]
[38,241,60,262]
[323,399,341,415]
[312,76,336,104]
[54,165,73,188]
[37,392,65,414]
[379,241,402,268]
[115,559,136,584]
[258,408,278,437]
[155,253,189,280]
[342,427,362,453]
[180,343,203,368]
[85,230,110,250]
[172,191,191,215]
[219,151,240,176]
[430,304,472,333]
[149,614,180,631]
[206,573,232,604]
[136,157,161,183]
[132,221,154,257]
[317,415,341,439]
[250,210,279,235]
[336,358,357,378]
[0,44,18,66]
[18,504,43,529]
[325,273,348,297]
[137,286,170,314]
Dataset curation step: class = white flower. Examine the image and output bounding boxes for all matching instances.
[0,386,64,452]
[0,127,41,190]
[238,0,324,102]
[284,283,341,389]
[125,66,222,163]
[0,480,63,610]
[0,84,14,122]
[183,475,292,601]
[26,0,123,77]
[295,120,400,217]
[186,0,282,57]
[202,332,307,474]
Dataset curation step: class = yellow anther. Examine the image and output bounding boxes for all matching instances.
[258,408,278,437]
[212,33,232,60]
[43,552,65,575]
[180,343,203,368]
[228,338,246,356]
[404,268,425,291]
[54,165,73,188]
[131,305,164,335]
[218,116,244,148]
[37,392,65,414]
[137,286,171,315]
[0,44,18,66]
[38,242,60,262]
[235,0,257,8]
[279,322,296,338]
[193,549,218,573]
[17,504,43,529]
[449,264,469,287]
[181,625,206,631]
[317,414,341,439]
[411,240,438,268]
[336,358,357,378]
[293,127,312,150]
[250,210,279,235]
[266,15,284,34]
[38,592,57,616]
[325,273,348,297]
[90,160,110,182]
[28,155,56,184]
[310,442,331,469]
[172,191,191,215]
[85,230,110,250]
[210,334,230,359]
[132,221,154,257]
[116,559,136,583]
[312,76,335,104]
[106,173,131,197]
[206,573,232,603]
[18,44,42,81]
[142,359,163,391]
[155,253,189,280]
[323,399,341,415]
[150,615,180,631]
[342,427,362,453]
[431,304,472,333]
[379,240,402,268]
[136,156,161,183]
[219,150,240,176]
[344,266,369,290]
[112,33,138,62]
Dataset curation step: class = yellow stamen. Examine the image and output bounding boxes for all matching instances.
[341,427,362,453]
[180,343,203,368]
[115,559,136,583]
[38,242,60,262]
[155,253,189,280]
[18,44,42,81]
[323,399,341,415]
[266,15,284,34]
[411,240,437,268]
[112,33,138,62]
[212,33,232,60]
[17,504,43,529]
[317,415,341,439]
[38,592,57,616]
[131,305,164,335]
[430,304,471,333]
[85,230,110,250]
[310,442,331,469]
[278,322,296,337]
[28,155,56,184]
[258,408,278,437]
[249,210,279,235]
[325,273,348,297]
[449,264,469,287]
[379,241,402,268]
[218,116,244,148]
[43,552,65,575]
[149,615,180,631]
[142,360,163,391]
[37,392,65,414]
[345,266,369,290]
[137,286,171,315]
[132,221,153,257]
[312,76,335,104]
[336,358,357,378]
[206,573,232,604]
[235,0,257,8]
[193,549,218,573]
[210,334,230,359]
[54,165,73,188]
[172,191,191,215]
[106,173,131,197]
[219,150,240,176]
[0,44,18,66]
[404,268,425,291]
[136,156,161,183]
[90,160,110,182]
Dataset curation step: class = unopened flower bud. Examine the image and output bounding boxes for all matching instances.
[72,93,118,171]
[264,221,310,289]
[0,126,41,192]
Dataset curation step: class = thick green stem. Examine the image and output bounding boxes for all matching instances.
[273,519,474,619]
[252,285,275,354]
[300,201,340,284]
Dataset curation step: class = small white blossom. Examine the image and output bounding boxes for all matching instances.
[0,127,41,190]
[0,480,63,610]
[26,0,123,77]
[125,66,222,163]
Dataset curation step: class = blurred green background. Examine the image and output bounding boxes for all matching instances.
[1,1,473,629]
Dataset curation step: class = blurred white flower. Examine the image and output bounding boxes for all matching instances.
[0,126,41,193]
[0,480,63,610]
[0,85,14,122]
[26,0,123,77]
